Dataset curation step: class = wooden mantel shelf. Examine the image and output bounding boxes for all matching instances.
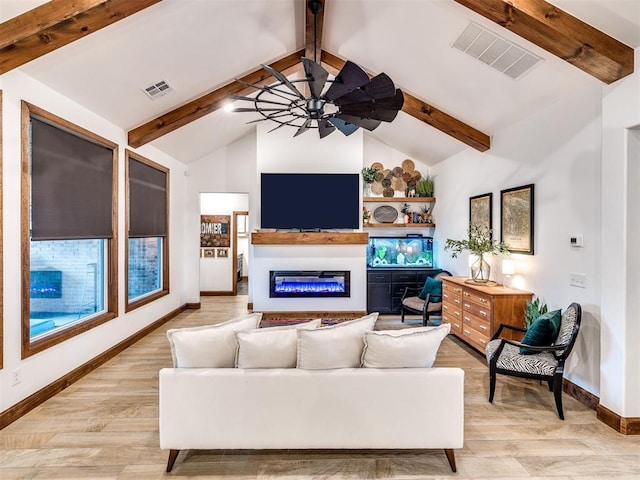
[251,231,369,245]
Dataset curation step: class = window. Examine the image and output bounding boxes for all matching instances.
[125,150,169,311]
[21,102,118,358]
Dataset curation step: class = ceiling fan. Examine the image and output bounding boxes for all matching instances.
[227,0,404,138]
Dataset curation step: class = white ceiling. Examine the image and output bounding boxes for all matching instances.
[4,0,639,165]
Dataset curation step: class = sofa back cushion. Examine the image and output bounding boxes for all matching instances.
[235,319,321,368]
[362,323,451,368]
[297,313,379,369]
[167,313,262,368]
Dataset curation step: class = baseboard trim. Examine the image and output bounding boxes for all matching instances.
[563,379,599,410]
[185,302,201,309]
[200,291,233,296]
[596,404,640,435]
[260,311,367,320]
[0,303,187,431]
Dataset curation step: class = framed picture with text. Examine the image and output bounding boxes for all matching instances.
[469,193,493,235]
[500,184,534,255]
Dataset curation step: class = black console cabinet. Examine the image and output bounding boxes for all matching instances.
[367,268,442,314]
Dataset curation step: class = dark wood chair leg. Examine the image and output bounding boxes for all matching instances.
[166,449,180,473]
[444,449,457,472]
[553,375,565,420]
[401,308,405,323]
[488,369,496,403]
[422,310,429,326]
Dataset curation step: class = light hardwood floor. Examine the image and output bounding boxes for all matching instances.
[1,296,639,479]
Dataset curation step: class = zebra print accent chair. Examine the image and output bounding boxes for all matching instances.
[485,303,582,420]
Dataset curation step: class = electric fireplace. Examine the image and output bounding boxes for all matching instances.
[270,271,350,298]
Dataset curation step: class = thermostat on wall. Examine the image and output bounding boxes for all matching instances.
[570,234,584,247]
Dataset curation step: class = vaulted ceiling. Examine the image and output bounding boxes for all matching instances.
[1,0,638,166]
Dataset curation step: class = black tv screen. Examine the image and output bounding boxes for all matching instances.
[261,173,359,230]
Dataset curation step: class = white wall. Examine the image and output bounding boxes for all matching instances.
[199,193,249,292]
[0,71,189,412]
[252,122,366,312]
[601,47,640,417]
[432,83,603,395]
[184,132,257,303]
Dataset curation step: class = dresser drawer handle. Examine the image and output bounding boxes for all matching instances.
[480,298,488,304]
[479,339,486,345]
[463,292,470,297]
[443,315,449,322]
[443,305,448,311]
[454,288,461,293]
[479,325,487,331]
[463,329,471,337]
[453,323,460,329]
[454,311,460,317]
[454,299,461,305]
[479,311,487,317]
[463,316,471,323]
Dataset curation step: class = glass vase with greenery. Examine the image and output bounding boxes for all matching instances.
[361,166,378,197]
[445,224,509,283]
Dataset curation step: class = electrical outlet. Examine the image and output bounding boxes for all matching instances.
[570,273,586,288]
[11,368,22,386]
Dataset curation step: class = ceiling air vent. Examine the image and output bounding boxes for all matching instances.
[453,22,542,79]
[142,80,174,100]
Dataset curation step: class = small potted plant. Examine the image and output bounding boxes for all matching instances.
[362,206,371,225]
[445,224,509,283]
[361,166,378,197]
[416,175,435,197]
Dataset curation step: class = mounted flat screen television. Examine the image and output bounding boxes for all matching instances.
[261,173,359,230]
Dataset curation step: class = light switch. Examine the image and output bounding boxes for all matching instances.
[570,273,586,288]
[570,234,584,247]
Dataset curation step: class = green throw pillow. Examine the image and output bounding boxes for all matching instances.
[418,277,442,302]
[520,313,556,354]
[546,309,562,339]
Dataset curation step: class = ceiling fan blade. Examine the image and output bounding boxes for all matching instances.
[231,107,287,113]
[261,64,306,100]
[294,119,312,137]
[324,60,370,101]
[362,73,396,100]
[302,57,329,99]
[227,94,291,107]
[335,114,381,131]
[318,118,336,138]
[328,117,359,136]
[340,89,404,120]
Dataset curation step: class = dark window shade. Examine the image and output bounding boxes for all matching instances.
[128,158,167,237]
[31,118,114,241]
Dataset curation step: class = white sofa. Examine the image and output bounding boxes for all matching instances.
[159,366,465,472]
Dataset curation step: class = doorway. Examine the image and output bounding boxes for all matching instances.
[233,210,249,296]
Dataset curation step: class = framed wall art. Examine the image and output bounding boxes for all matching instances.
[216,248,229,258]
[500,184,534,255]
[469,193,493,234]
[202,247,216,258]
[200,215,230,247]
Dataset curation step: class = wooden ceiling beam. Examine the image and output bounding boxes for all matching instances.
[305,0,326,63]
[453,0,634,84]
[0,0,163,74]
[321,50,491,152]
[128,50,305,148]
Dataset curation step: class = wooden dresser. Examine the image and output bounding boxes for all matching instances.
[441,276,533,354]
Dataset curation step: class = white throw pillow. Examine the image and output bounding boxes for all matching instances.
[166,313,262,368]
[297,313,379,369]
[235,319,322,368]
[361,323,451,368]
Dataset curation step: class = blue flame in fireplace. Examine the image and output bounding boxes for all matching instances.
[275,281,346,294]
